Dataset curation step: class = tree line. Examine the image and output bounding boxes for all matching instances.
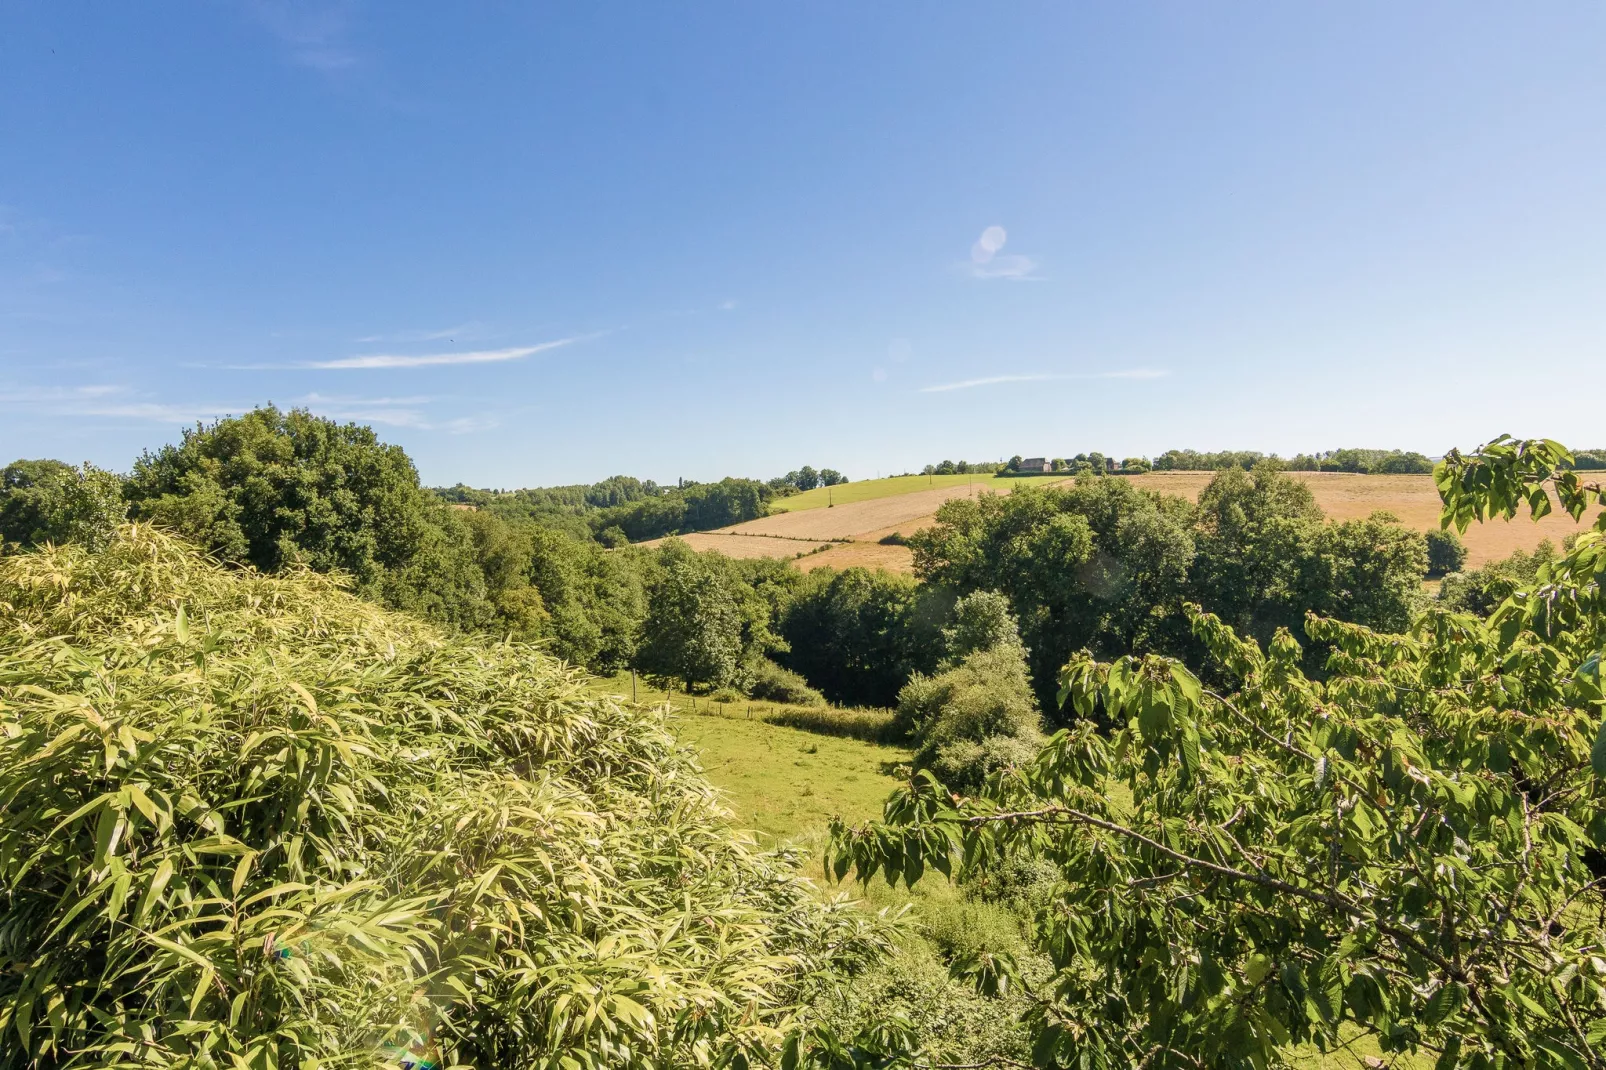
[2,407,1471,725]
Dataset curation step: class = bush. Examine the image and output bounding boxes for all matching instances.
[1423,527,1468,577]
[894,646,1042,792]
[941,590,1023,664]
[930,733,1040,792]
[709,686,744,703]
[812,944,1031,1066]
[747,657,827,706]
[0,528,885,1068]
[1438,540,1558,615]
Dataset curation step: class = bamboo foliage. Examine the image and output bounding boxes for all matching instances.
[0,525,883,1069]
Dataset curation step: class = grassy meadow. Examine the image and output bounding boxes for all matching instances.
[766,470,1066,512]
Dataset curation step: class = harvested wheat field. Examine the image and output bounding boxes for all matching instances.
[1125,471,1594,568]
[664,470,1593,575]
[726,478,1064,542]
[642,531,839,559]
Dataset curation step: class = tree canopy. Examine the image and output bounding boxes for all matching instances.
[828,436,1606,1069]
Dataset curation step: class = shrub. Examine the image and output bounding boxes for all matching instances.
[812,944,1031,1066]
[0,527,885,1068]
[895,646,1042,792]
[941,589,1024,663]
[747,657,827,706]
[877,531,909,546]
[1423,527,1468,576]
[709,686,744,703]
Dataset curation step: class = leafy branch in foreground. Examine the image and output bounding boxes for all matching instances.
[828,437,1606,1069]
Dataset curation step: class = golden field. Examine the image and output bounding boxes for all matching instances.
[665,471,1594,574]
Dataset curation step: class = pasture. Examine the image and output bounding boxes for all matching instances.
[766,471,1064,513]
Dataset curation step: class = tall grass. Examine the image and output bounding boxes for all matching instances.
[0,527,884,1069]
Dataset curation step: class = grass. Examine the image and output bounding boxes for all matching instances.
[672,712,910,844]
[654,688,1425,1069]
[768,472,1066,513]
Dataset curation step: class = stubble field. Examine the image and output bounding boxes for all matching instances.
[669,471,1593,573]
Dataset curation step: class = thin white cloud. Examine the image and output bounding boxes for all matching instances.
[718,299,738,311]
[966,225,1042,280]
[308,335,587,370]
[0,385,243,424]
[292,393,500,434]
[353,322,484,344]
[920,370,1167,393]
[250,1,361,73]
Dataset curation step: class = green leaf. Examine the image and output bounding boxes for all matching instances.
[1591,719,1606,780]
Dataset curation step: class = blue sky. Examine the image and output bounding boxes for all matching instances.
[3,3,1603,487]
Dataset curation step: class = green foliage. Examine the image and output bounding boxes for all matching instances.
[910,476,1196,710]
[1152,447,1435,474]
[1438,541,1559,616]
[1424,527,1469,577]
[811,943,1032,1066]
[0,527,886,1069]
[635,539,748,689]
[749,658,828,707]
[914,468,1427,708]
[126,406,436,588]
[525,525,647,670]
[778,567,946,708]
[941,589,1025,664]
[602,477,773,542]
[829,437,1606,1069]
[0,459,126,552]
[895,645,1042,793]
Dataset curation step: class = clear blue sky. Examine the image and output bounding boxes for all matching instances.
[3,4,1603,487]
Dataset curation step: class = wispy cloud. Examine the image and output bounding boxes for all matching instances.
[920,370,1167,393]
[304,335,591,370]
[293,393,499,433]
[0,385,243,424]
[967,225,1041,280]
[250,1,361,73]
[353,322,485,344]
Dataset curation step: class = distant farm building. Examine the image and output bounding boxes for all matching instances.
[1019,457,1052,472]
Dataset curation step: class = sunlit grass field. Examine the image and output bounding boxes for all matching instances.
[646,684,1422,1069]
[768,471,1065,512]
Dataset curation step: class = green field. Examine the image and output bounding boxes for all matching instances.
[767,471,1066,512]
[672,711,909,843]
[660,698,1416,1069]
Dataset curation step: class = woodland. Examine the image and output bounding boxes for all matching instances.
[1,410,1604,1069]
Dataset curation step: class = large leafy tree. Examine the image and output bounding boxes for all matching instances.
[0,459,126,552]
[635,539,747,689]
[778,567,946,708]
[126,406,435,586]
[829,437,1606,1069]
[910,478,1197,711]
